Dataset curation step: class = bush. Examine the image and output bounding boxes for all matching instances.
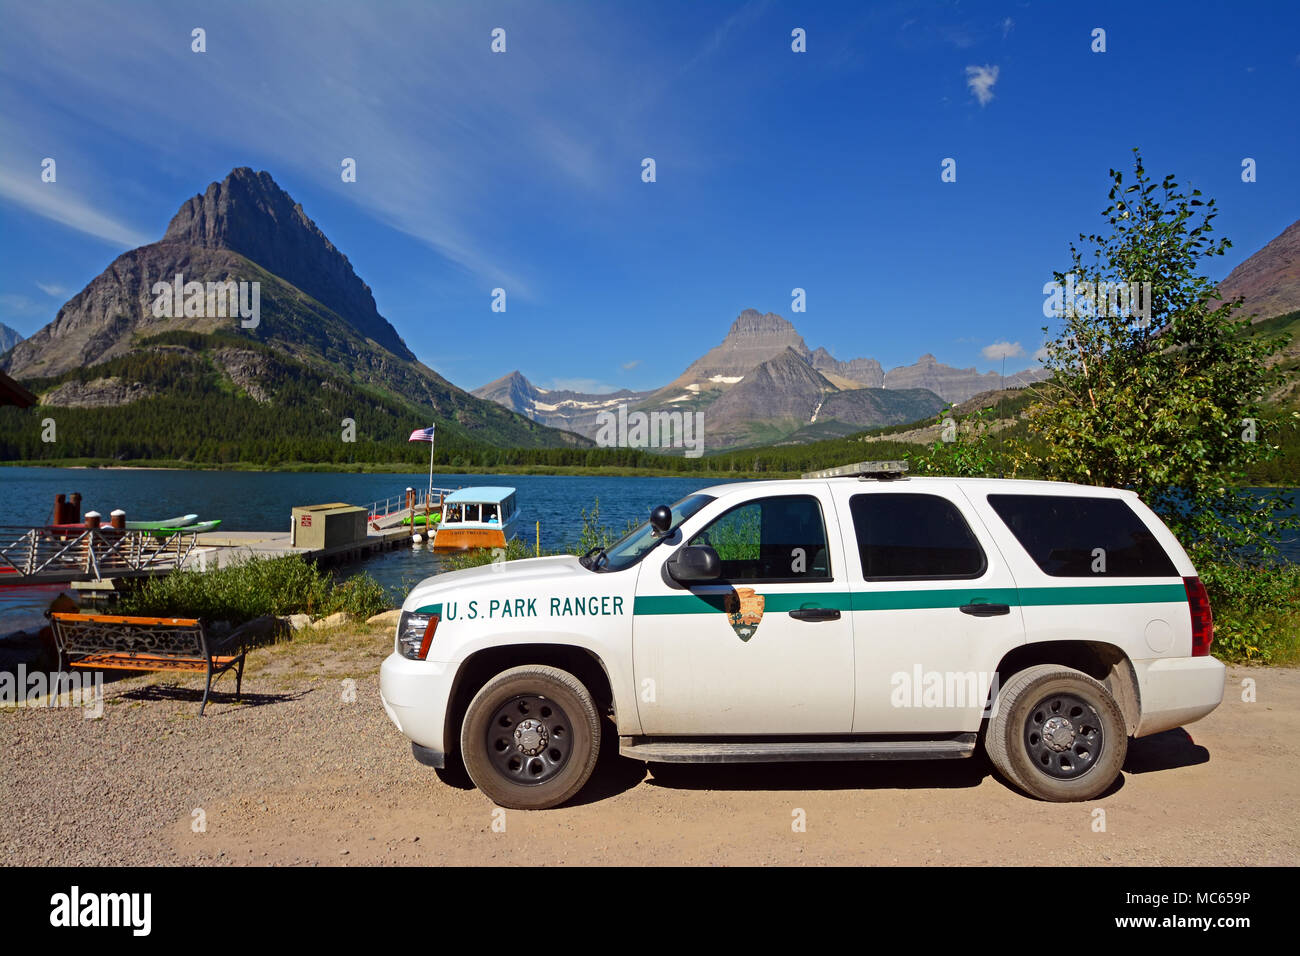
[323,572,389,621]
[117,555,388,625]
[1195,555,1300,664]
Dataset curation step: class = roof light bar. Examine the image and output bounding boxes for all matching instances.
[801,460,910,480]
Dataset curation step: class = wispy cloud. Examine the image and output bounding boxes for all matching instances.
[0,1,691,300]
[0,292,52,320]
[0,166,150,248]
[965,64,1000,106]
[621,359,641,370]
[1001,17,1015,39]
[36,282,71,298]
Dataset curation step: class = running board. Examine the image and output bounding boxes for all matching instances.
[619,734,977,764]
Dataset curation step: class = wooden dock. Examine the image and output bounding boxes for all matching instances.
[0,524,417,585]
[189,526,415,571]
[2,487,453,586]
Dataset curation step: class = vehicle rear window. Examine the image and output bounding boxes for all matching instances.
[986,494,1178,577]
[849,493,986,580]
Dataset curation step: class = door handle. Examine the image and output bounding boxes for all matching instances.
[960,603,1011,617]
[789,608,841,622]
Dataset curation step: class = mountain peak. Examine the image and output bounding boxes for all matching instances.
[162,168,411,358]
[727,309,797,338]
[164,167,300,245]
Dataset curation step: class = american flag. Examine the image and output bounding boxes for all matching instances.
[408,425,436,443]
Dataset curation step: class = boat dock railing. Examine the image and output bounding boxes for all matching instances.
[364,487,458,520]
[0,526,202,582]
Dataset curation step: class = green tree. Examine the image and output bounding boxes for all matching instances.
[1024,148,1295,560]
[908,403,1003,477]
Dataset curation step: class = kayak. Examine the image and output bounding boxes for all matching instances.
[400,513,442,526]
[125,514,199,531]
[161,519,221,534]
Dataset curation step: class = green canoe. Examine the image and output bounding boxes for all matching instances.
[149,519,222,536]
[125,513,199,531]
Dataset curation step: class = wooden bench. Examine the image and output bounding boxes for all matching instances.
[51,613,249,715]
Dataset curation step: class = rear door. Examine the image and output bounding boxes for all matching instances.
[977,490,1193,657]
[831,482,1027,734]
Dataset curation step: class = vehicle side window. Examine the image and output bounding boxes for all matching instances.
[987,494,1178,577]
[849,493,986,580]
[688,495,831,582]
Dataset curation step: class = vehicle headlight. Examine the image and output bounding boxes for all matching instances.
[397,609,440,660]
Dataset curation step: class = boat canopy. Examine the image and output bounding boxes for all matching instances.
[444,486,517,505]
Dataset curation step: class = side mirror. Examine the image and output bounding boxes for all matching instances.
[665,545,720,583]
[649,504,672,536]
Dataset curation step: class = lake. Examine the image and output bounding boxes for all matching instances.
[0,468,710,634]
[1,467,1295,636]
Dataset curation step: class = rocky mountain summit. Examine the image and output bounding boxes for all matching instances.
[0,323,22,356]
[2,168,582,450]
[477,309,1041,448]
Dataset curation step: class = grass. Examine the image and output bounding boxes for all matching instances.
[116,554,389,625]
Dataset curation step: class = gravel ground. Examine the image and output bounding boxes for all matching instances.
[2,630,1297,866]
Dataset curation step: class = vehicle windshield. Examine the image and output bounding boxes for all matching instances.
[586,493,715,572]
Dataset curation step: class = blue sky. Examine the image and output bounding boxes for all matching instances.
[2,0,1298,393]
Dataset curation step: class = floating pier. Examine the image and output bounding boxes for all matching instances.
[0,489,451,586]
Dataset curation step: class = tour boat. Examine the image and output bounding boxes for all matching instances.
[431,487,520,552]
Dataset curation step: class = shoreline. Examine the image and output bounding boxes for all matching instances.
[0,460,784,479]
[3,461,1297,488]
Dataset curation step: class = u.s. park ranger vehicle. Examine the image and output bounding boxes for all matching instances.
[380,462,1225,809]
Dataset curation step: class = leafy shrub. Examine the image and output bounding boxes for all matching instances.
[1195,554,1300,663]
[324,571,390,621]
[117,555,388,625]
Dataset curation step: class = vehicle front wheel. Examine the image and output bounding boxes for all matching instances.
[460,665,601,810]
[985,664,1127,802]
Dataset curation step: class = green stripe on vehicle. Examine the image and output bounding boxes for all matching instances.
[1016,583,1186,606]
[633,592,856,615]
[632,583,1186,615]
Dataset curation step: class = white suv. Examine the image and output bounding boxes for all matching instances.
[380,473,1225,809]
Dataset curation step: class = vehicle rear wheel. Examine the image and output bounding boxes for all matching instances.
[460,665,601,810]
[985,664,1127,802]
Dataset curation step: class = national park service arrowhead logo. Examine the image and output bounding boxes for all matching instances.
[724,587,765,642]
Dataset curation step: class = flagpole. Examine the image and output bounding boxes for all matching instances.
[427,425,435,505]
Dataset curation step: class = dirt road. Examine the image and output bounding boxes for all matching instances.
[1,628,1296,866]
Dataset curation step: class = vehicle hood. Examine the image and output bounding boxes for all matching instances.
[402,554,597,610]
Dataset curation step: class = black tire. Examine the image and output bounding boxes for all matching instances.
[985,664,1127,802]
[460,665,601,810]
